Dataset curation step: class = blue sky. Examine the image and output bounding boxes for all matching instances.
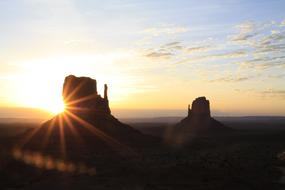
[0,0,285,117]
[1,0,285,48]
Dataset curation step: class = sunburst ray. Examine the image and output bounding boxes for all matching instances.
[64,79,88,103]
[65,93,97,108]
[18,122,45,148]
[40,116,57,150]
[65,110,136,156]
[62,113,84,145]
[58,114,67,158]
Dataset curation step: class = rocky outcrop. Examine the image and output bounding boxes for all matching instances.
[19,75,157,159]
[170,97,232,144]
[188,97,210,117]
[63,75,111,115]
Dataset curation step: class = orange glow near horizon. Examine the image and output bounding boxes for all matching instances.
[1,53,284,116]
[6,53,136,115]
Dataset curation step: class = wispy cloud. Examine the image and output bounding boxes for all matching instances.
[236,55,285,69]
[227,20,285,70]
[175,50,248,65]
[229,21,258,42]
[144,41,184,59]
[281,19,285,26]
[163,42,180,46]
[209,76,251,83]
[142,26,189,36]
[145,52,173,59]
[255,31,285,50]
[186,45,212,54]
[161,42,184,50]
[260,89,285,98]
[140,20,285,88]
[268,74,285,79]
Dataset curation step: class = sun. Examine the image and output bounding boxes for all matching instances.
[45,101,66,114]
[29,98,66,114]
[13,71,68,115]
[15,84,66,114]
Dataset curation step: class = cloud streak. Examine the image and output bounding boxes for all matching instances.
[281,19,285,26]
[142,26,189,36]
[175,50,248,65]
[145,52,173,59]
[209,76,251,83]
[260,89,285,98]
[140,19,285,90]
[186,45,212,54]
[229,21,259,42]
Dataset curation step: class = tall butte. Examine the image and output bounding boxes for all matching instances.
[63,75,111,116]
[18,75,155,159]
[174,97,232,137]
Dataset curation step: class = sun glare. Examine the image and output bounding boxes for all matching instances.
[12,53,137,114]
[46,101,65,114]
[15,77,66,115]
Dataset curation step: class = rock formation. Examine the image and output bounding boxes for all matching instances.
[18,75,156,159]
[188,97,210,117]
[173,97,231,142]
[63,75,111,115]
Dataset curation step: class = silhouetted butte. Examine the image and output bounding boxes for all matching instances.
[170,97,232,144]
[18,75,156,159]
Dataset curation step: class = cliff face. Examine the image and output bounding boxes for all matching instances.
[63,75,111,115]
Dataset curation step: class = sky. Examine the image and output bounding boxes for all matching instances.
[0,0,285,117]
